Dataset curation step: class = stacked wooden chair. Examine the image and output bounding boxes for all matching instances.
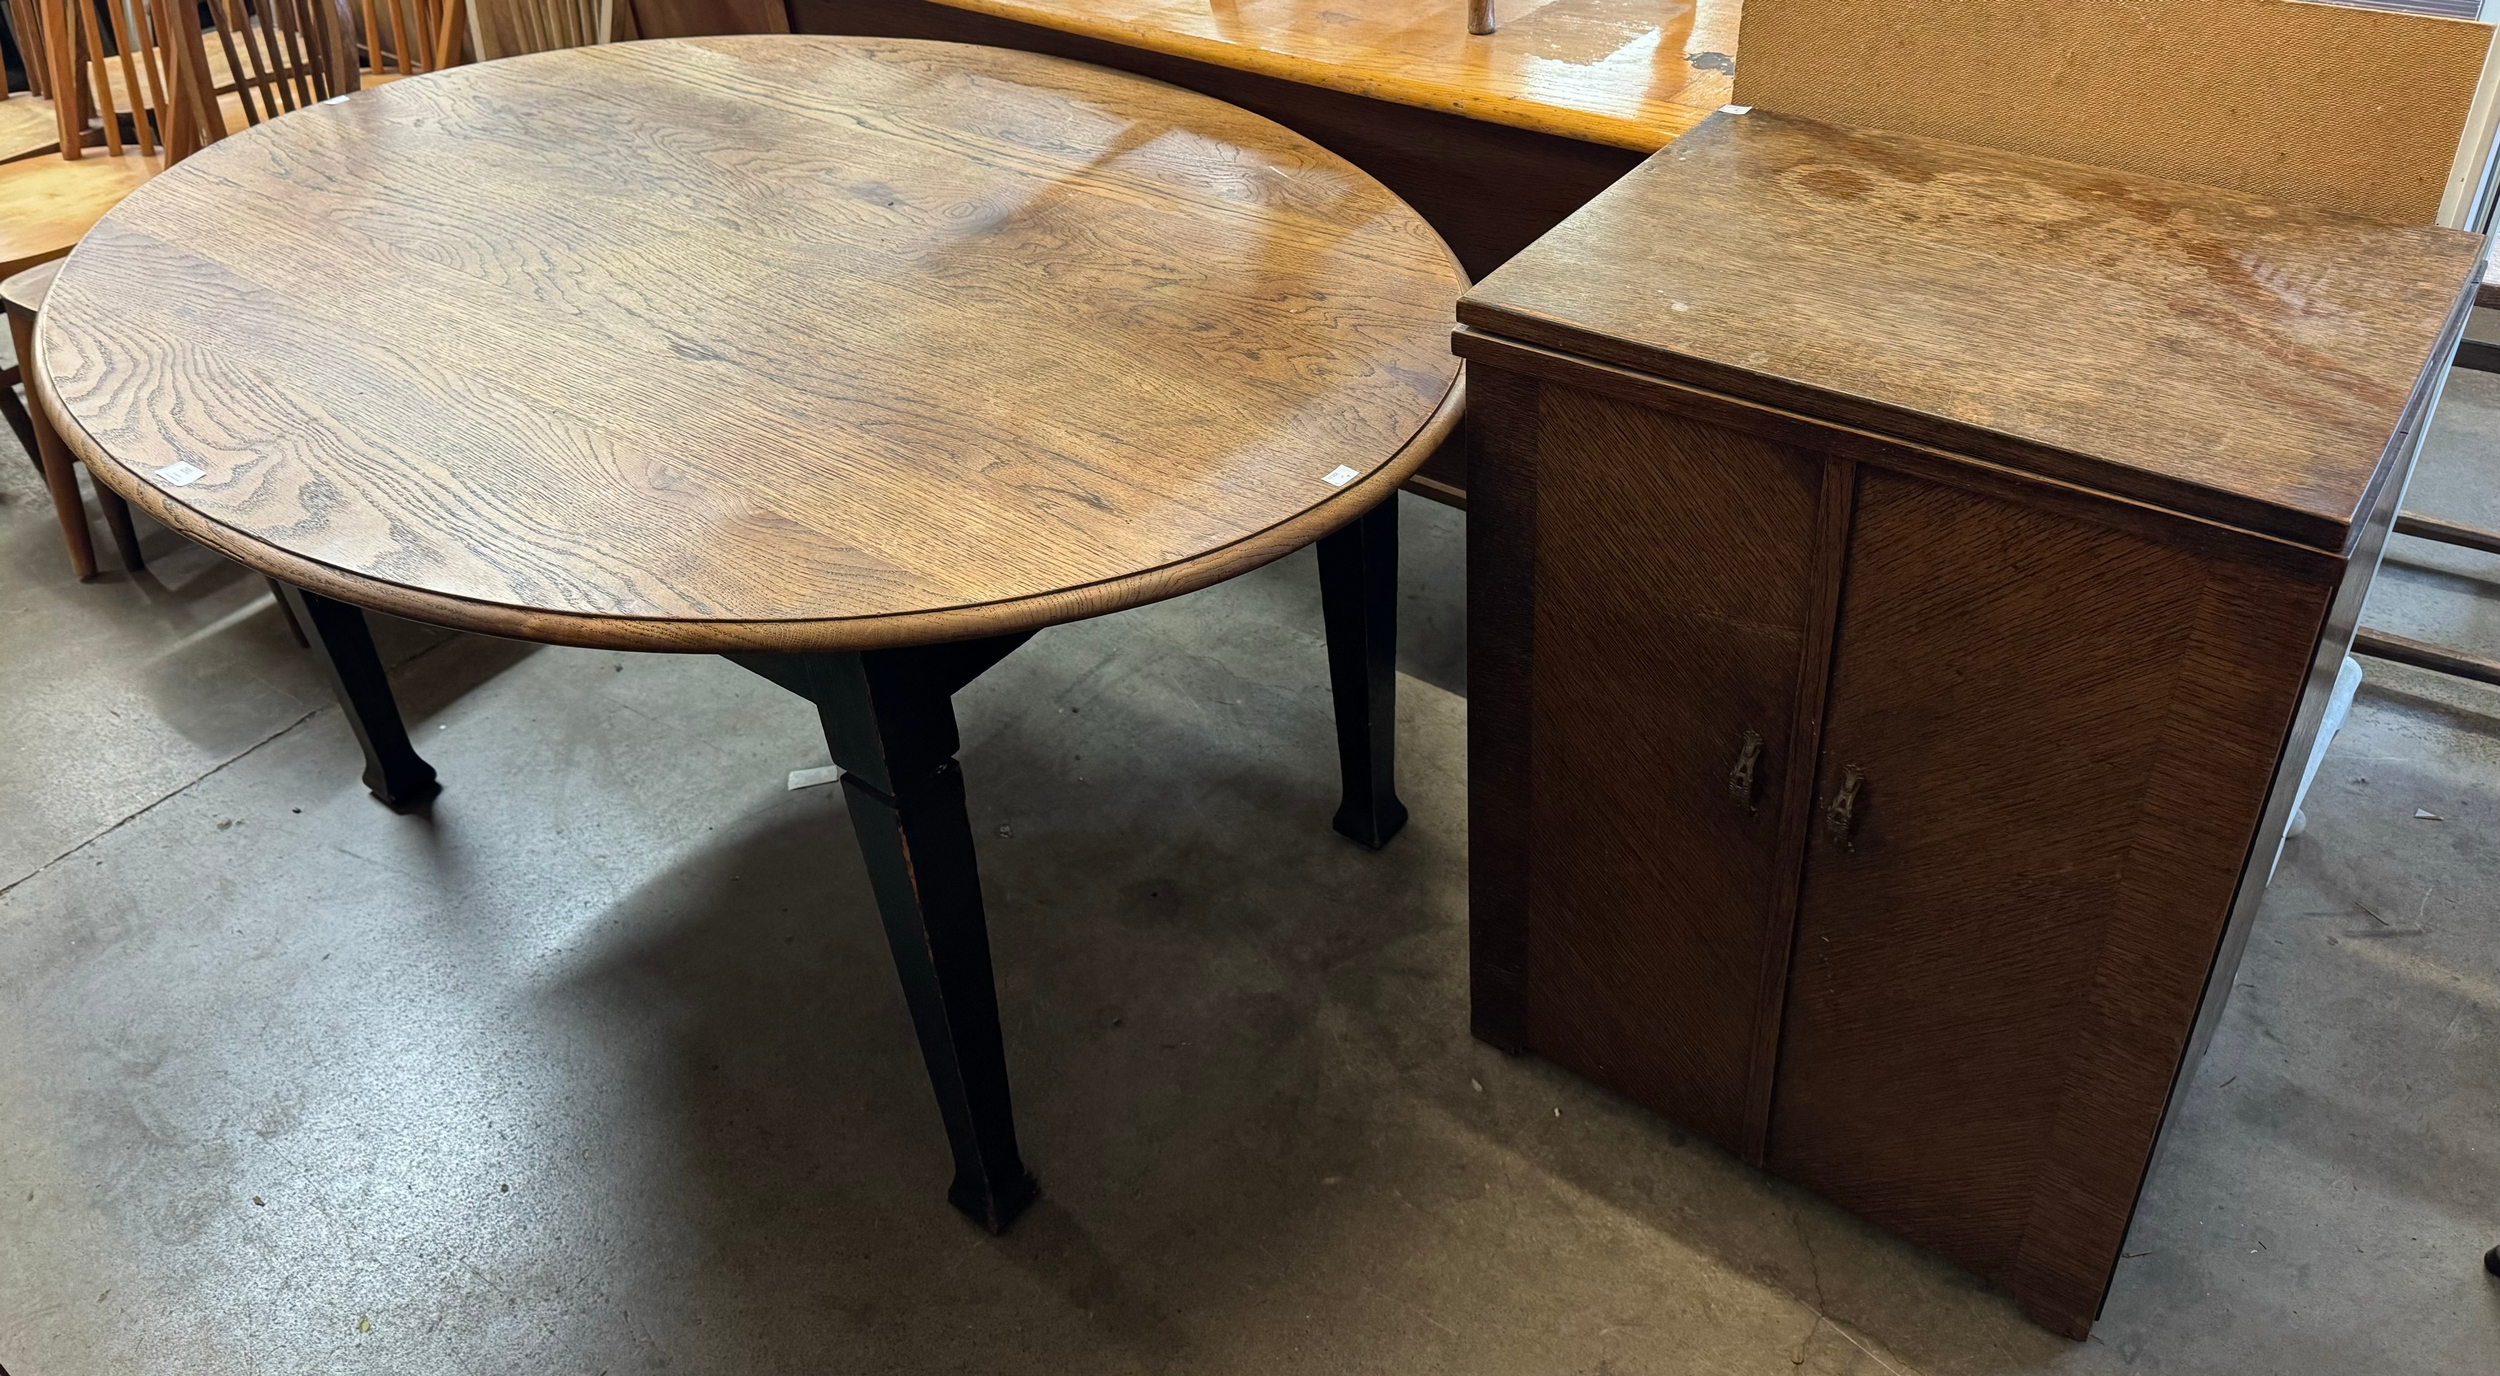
[352,0,466,83]
[0,0,661,580]
[467,0,615,59]
[1,0,215,576]
[0,0,375,577]
[0,0,69,162]
[198,0,364,127]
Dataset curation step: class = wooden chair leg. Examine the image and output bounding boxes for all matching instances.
[1317,494,1408,848]
[7,299,97,578]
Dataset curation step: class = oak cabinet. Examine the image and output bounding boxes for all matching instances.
[1457,109,2480,1337]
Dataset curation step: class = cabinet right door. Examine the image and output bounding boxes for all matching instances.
[1765,465,2328,1333]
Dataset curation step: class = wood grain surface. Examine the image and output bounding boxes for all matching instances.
[39,37,1466,650]
[791,0,1647,283]
[1520,380,1822,1155]
[1460,109,2485,553]
[0,151,161,278]
[1767,467,2328,1336]
[876,0,1740,152]
[0,93,62,162]
[1465,330,2356,1335]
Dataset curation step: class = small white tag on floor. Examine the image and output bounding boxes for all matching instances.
[787,764,844,791]
[1322,465,1360,487]
[1720,104,1753,114]
[155,460,206,486]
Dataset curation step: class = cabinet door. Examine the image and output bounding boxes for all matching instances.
[1520,382,1831,1153]
[1766,467,2328,1334]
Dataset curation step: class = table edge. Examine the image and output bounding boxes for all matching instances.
[50,349,1465,652]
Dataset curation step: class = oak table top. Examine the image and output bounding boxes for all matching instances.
[1460,108,2484,554]
[39,35,1466,652]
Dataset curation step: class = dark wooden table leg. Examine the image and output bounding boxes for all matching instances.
[278,583,440,811]
[96,487,144,572]
[1317,496,1408,848]
[0,366,40,468]
[730,635,1039,1233]
[267,576,311,648]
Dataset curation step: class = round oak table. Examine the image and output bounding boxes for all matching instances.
[37,35,1464,1232]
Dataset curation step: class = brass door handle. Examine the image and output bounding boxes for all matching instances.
[1825,766,1864,848]
[1727,728,1763,811]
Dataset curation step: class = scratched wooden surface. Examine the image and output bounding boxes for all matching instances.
[1461,109,2485,552]
[896,0,1741,151]
[38,36,1466,651]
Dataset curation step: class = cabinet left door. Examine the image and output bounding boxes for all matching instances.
[1473,370,1835,1153]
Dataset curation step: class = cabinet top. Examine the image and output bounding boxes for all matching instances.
[1459,110,2483,553]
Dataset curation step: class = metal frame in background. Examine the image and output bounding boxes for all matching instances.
[2358,267,2500,688]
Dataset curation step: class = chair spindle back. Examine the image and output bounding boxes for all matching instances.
[467,0,606,60]
[207,0,358,127]
[35,0,209,164]
[356,0,464,78]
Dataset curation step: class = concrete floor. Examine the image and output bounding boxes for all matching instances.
[1,370,2496,1375]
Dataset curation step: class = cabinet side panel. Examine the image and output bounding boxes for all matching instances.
[1468,363,1541,1051]
[1767,469,2327,1333]
[1524,384,1825,1151]
[2001,555,2331,1332]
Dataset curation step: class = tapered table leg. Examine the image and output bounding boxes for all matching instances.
[268,577,311,648]
[96,488,143,572]
[1317,495,1407,848]
[734,637,1038,1233]
[278,583,440,811]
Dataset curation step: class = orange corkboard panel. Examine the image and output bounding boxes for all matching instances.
[1731,0,2494,224]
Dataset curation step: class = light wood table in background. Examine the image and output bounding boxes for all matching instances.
[39,35,1465,1231]
[862,0,1742,151]
[798,0,1734,284]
